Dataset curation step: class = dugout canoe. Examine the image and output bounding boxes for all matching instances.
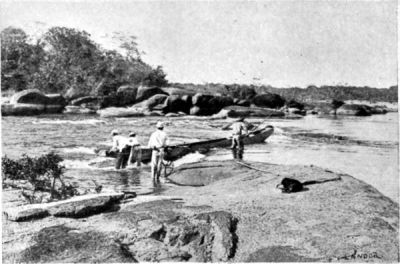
[98,124,274,164]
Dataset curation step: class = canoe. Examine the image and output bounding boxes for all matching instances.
[98,123,274,164]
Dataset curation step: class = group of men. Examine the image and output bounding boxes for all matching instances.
[110,117,250,180]
[110,121,168,180]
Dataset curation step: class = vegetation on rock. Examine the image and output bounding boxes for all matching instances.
[2,152,78,203]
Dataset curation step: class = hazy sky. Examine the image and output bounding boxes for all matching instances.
[0,1,397,87]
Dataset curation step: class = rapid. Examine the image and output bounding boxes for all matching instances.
[1,112,398,202]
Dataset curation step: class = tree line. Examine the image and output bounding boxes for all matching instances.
[1,26,168,98]
[2,26,396,103]
[169,83,398,103]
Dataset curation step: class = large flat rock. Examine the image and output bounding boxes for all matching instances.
[163,160,399,262]
[3,192,124,221]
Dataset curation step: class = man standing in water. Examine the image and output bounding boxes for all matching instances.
[110,129,130,169]
[148,121,169,181]
[127,132,142,167]
[230,117,248,160]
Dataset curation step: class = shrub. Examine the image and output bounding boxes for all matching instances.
[2,152,78,203]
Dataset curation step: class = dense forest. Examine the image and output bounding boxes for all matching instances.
[1,26,397,103]
[1,26,167,98]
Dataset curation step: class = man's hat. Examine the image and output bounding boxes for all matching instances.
[111,129,119,135]
[156,121,164,128]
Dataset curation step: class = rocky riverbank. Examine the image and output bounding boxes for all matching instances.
[2,88,396,118]
[2,160,398,262]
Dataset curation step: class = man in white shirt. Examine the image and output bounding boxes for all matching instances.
[127,132,142,167]
[230,117,248,160]
[110,129,130,169]
[147,121,169,180]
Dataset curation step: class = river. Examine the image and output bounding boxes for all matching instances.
[1,112,398,202]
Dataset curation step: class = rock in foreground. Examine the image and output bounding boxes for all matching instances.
[164,160,399,262]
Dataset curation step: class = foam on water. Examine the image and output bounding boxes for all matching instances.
[174,152,206,167]
[32,119,106,125]
[61,147,96,154]
[62,156,116,170]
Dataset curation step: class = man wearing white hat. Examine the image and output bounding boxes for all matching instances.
[148,121,169,180]
[127,132,142,167]
[110,129,131,169]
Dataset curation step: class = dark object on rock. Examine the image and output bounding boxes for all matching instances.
[277,178,303,193]
[136,86,167,103]
[252,93,286,109]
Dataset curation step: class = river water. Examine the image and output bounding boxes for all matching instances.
[1,112,398,202]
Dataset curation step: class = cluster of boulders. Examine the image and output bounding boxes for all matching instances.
[1,86,394,117]
[1,89,67,116]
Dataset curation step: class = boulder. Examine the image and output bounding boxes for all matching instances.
[192,93,214,107]
[161,87,196,96]
[336,104,372,116]
[210,109,234,119]
[98,95,119,109]
[63,106,97,114]
[136,86,167,103]
[252,93,286,109]
[181,95,193,108]
[223,105,285,117]
[370,106,388,114]
[209,96,234,108]
[98,107,145,118]
[144,94,169,110]
[1,103,46,116]
[4,206,49,222]
[286,99,304,110]
[46,94,67,106]
[10,89,48,105]
[47,194,124,218]
[190,106,201,116]
[3,193,125,221]
[236,99,251,107]
[163,95,191,114]
[64,87,87,100]
[144,111,163,116]
[71,96,99,106]
[116,85,138,106]
[44,105,65,114]
[287,107,306,115]
[165,112,180,117]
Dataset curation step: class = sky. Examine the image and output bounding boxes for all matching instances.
[0,0,397,88]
